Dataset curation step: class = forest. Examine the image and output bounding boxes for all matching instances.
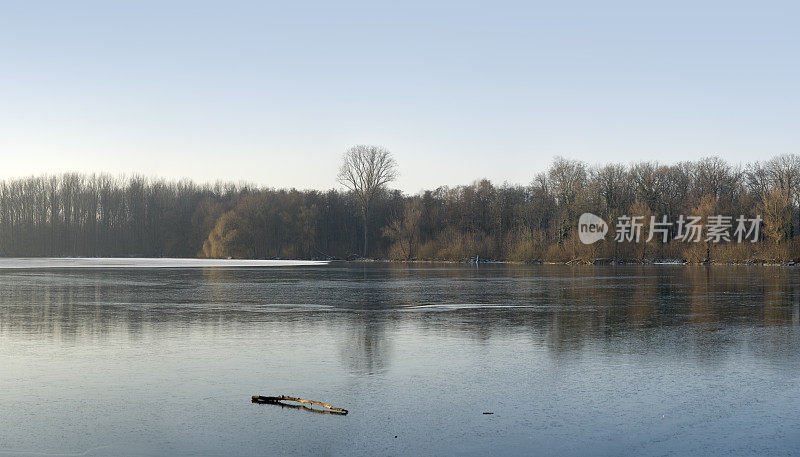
[1,154,800,263]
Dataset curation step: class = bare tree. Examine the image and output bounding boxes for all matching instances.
[338,145,398,257]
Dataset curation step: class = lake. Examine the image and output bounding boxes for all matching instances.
[0,260,798,456]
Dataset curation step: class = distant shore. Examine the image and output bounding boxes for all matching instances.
[344,257,799,267]
[0,256,796,267]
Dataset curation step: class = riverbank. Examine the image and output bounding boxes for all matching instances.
[344,257,800,267]
[0,256,796,267]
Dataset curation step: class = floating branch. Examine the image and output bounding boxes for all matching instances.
[251,395,348,415]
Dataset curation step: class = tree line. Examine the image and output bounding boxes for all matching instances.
[1,153,800,262]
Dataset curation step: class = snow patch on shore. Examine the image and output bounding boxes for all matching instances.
[0,258,329,269]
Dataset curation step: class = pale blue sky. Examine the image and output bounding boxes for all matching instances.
[1,0,798,192]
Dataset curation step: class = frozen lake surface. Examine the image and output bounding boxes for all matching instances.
[0,261,798,456]
[0,257,328,269]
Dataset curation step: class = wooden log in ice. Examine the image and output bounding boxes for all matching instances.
[251,395,348,415]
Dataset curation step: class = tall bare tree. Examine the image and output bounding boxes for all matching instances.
[338,145,398,257]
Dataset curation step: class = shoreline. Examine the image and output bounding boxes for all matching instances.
[348,258,798,267]
[0,256,796,267]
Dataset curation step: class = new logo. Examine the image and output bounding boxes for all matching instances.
[578,213,608,244]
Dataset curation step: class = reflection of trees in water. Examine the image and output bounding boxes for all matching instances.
[677,266,799,328]
[794,293,800,327]
[629,273,656,327]
[686,267,713,327]
[335,263,392,375]
[0,270,145,341]
[338,314,390,376]
[396,265,800,359]
[0,269,250,341]
[763,269,794,325]
[1,265,799,371]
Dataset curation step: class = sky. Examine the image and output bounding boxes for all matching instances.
[0,0,798,193]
